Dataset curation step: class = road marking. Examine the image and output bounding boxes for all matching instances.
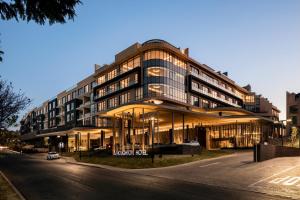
[248,166,298,187]
[199,162,220,168]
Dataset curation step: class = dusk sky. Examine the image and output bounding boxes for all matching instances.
[1,0,300,120]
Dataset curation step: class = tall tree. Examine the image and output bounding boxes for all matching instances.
[0,0,81,61]
[0,78,31,129]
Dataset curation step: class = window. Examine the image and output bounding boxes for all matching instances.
[84,85,89,93]
[71,102,74,110]
[192,81,199,89]
[245,95,255,103]
[98,101,106,111]
[191,95,199,107]
[62,97,66,104]
[107,68,117,80]
[191,66,199,75]
[144,50,186,69]
[70,113,74,121]
[107,83,118,93]
[72,91,77,99]
[136,87,143,100]
[108,97,118,108]
[98,75,105,85]
[67,94,71,102]
[91,81,97,88]
[98,88,105,97]
[133,56,140,67]
[67,104,70,112]
[120,77,129,89]
[120,92,131,105]
[78,88,84,96]
[202,99,209,108]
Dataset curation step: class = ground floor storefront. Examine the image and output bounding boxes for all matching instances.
[39,104,283,154]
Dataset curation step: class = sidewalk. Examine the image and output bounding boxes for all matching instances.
[0,171,26,200]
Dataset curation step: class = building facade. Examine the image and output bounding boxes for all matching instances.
[286,92,300,134]
[20,39,282,153]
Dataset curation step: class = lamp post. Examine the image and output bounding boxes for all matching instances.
[275,119,292,146]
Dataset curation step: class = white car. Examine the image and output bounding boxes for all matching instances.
[46,152,60,160]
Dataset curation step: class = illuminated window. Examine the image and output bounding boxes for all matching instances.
[191,95,199,107]
[98,88,105,97]
[120,92,131,105]
[144,50,186,69]
[98,75,105,84]
[108,97,118,108]
[202,99,209,108]
[98,101,106,111]
[120,77,129,89]
[136,87,143,100]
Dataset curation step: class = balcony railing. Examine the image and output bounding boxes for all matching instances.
[191,71,243,99]
[192,86,241,108]
[95,80,138,99]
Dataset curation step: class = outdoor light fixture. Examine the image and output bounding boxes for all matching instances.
[286,118,292,123]
[153,100,163,105]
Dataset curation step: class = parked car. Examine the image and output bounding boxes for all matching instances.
[46,152,60,160]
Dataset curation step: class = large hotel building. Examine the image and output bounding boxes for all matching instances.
[20,39,282,153]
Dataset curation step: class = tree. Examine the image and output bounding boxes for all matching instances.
[0,0,81,61]
[0,77,31,129]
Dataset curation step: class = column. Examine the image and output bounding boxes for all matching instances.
[87,132,90,150]
[170,112,174,144]
[112,115,116,155]
[100,130,105,147]
[142,108,145,150]
[182,114,185,143]
[157,111,159,144]
[132,108,135,152]
[122,112,125,151]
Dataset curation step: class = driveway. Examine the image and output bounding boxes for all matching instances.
[131,151,300,199]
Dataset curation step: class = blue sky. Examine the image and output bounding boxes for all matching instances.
[1,0,300,121]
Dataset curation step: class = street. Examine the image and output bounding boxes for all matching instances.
[0,152,294,200]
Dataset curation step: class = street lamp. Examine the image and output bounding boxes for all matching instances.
[275,119,292,146]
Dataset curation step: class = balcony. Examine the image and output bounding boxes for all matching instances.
[191,71,243,99]
[192,86,241,108]
[93,66,141,90]
[94,80,138,100]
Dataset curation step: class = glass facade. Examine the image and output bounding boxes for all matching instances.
[144,50,187,103]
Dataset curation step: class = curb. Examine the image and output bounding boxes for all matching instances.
[0,170,26,200]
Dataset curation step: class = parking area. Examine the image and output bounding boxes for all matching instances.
[133,151,300,199]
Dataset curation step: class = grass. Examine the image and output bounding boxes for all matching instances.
[63,149,232,169]
[0,172,21,200]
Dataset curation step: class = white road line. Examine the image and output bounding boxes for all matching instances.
[248,165,298,187]
[199,162,220,168]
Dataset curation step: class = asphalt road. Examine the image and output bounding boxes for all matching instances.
[133,151,300,199]
[0,152,290,200]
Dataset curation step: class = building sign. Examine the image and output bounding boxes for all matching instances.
[114,150,148,156]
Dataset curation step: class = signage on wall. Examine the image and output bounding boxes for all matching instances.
[114,150,148,156]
